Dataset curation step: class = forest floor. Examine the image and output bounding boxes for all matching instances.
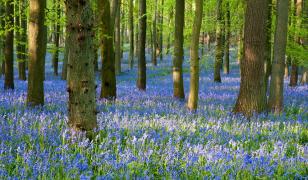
[0,49,307,178]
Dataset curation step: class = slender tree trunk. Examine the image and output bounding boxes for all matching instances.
[52,0,60,76]
[290,0,302,87]
[268,0,289,113]
[173,0,185,100]
[223,1,231,74]
[152,1,157,66]
[214,0,223,82]
[264,0,273,93]
[115,0,121,75]
[4,0,14,90]
[66,0,97,134]
[62,30,69,80]
[0,6,4,78]
[233,0,268,116]
[301,67,308,84]
[166,7,173,55]
[159,0,164,61]
[27,0,47,105]
[237,28,243,64]
[128,0,134,69]
[100,0,116,99]
[134,1,139,57]
[284,56,290,78]
[187,0,203,111]
[137,0,146,90]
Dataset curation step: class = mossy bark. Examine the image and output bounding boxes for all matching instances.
[233,0,268,116]
[268,0,289,113]
[66,0,97,132]
[173,0,185,100]
[27,0,47,105]
[187,0,203,111]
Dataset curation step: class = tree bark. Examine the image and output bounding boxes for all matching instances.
[115,0,121,75]
[268,0,289,113]
[152,1,157,66]
[62,29,69,80]
[66,0,97,133]
[187,0,203,111]
[52,0,60,76]
[233,0,268,116]
[4,0,14,90]
[223,1,231,74]
[137,0,146,90]
[264,0,273,92]
[128,0,134,69]
[100,0,117,99]
[0,6,4,78]
[27,0,47,105]
[173,0,185,100]
[159,0,164,61]
[214,0,223,83]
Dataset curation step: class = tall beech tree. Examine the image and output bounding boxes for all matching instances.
[268,0,289,113]
[4,0,14,90]
[152,1,157,66]
[173,0,185,100]
[223,1,231,74]
[27,0,47,105]
[100,0,116,99]
[115,0,121,75]
[128,0,134,69]
[233,0,268,116]
[66,0,97,133]
[137,0,146,90]
[187,0,203,111]
[214,0,223,83]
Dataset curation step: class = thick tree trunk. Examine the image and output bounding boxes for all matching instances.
[52,1,60,76]
[66,0,97,133]
[233,0,268,116]
[128,0,134,69]
[100,0,116,99]
[187,0,203,111]
[223,1,231,74]
[173,0,185,100]
[27,0,47,105]
[152,2,157,66]
[115,0,121,75]
[137,0,146,90]
[214,0,223,82]
[268,0,289,113]
[4,0,14,90]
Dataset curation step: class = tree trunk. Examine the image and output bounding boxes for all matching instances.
[62,30,69,80]
[233,0,268,116]
[66,0,97,134]
[268,0,289,113]
[115,0,121,75]
[166,7,173,55]
[27,0,47,105]
[152,1,157,66]
[52,0,61,76]
[214,0,223,83]
[223,1,231,74]
[301,67,308,85]
[100,0,116,99]
[137,0,146,90]
[187,0,203,111]
[128,0,134,69]
[4,0,14,90]
[264,0,273,93]
[159,0,164,61]
[173,0,185,100]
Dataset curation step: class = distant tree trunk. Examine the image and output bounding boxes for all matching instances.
[284,56,290,78]
[100,0,116,99]
[173,0,185,100]
[66,0,97,134]
[268,0,289,113]
[62,31,69,80]
[301,67,308,84]
[4,0,14,90]
[290,0,302,87]
[237,28,243,64]
[16,0,27,80]
[166,7,173,55]
[134,1,139,57]
[128,0,134,69]
[223,1,230,74]
[115,0,121,75]
[187,0,203,111]
[233,0,268,116]
[52,0,60,76]
[27,0,47,105]
[152,1,157,66]
[137,0,146,90]
[264,0,273,93]
[159,0,164,61]
[214,0,223,83]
